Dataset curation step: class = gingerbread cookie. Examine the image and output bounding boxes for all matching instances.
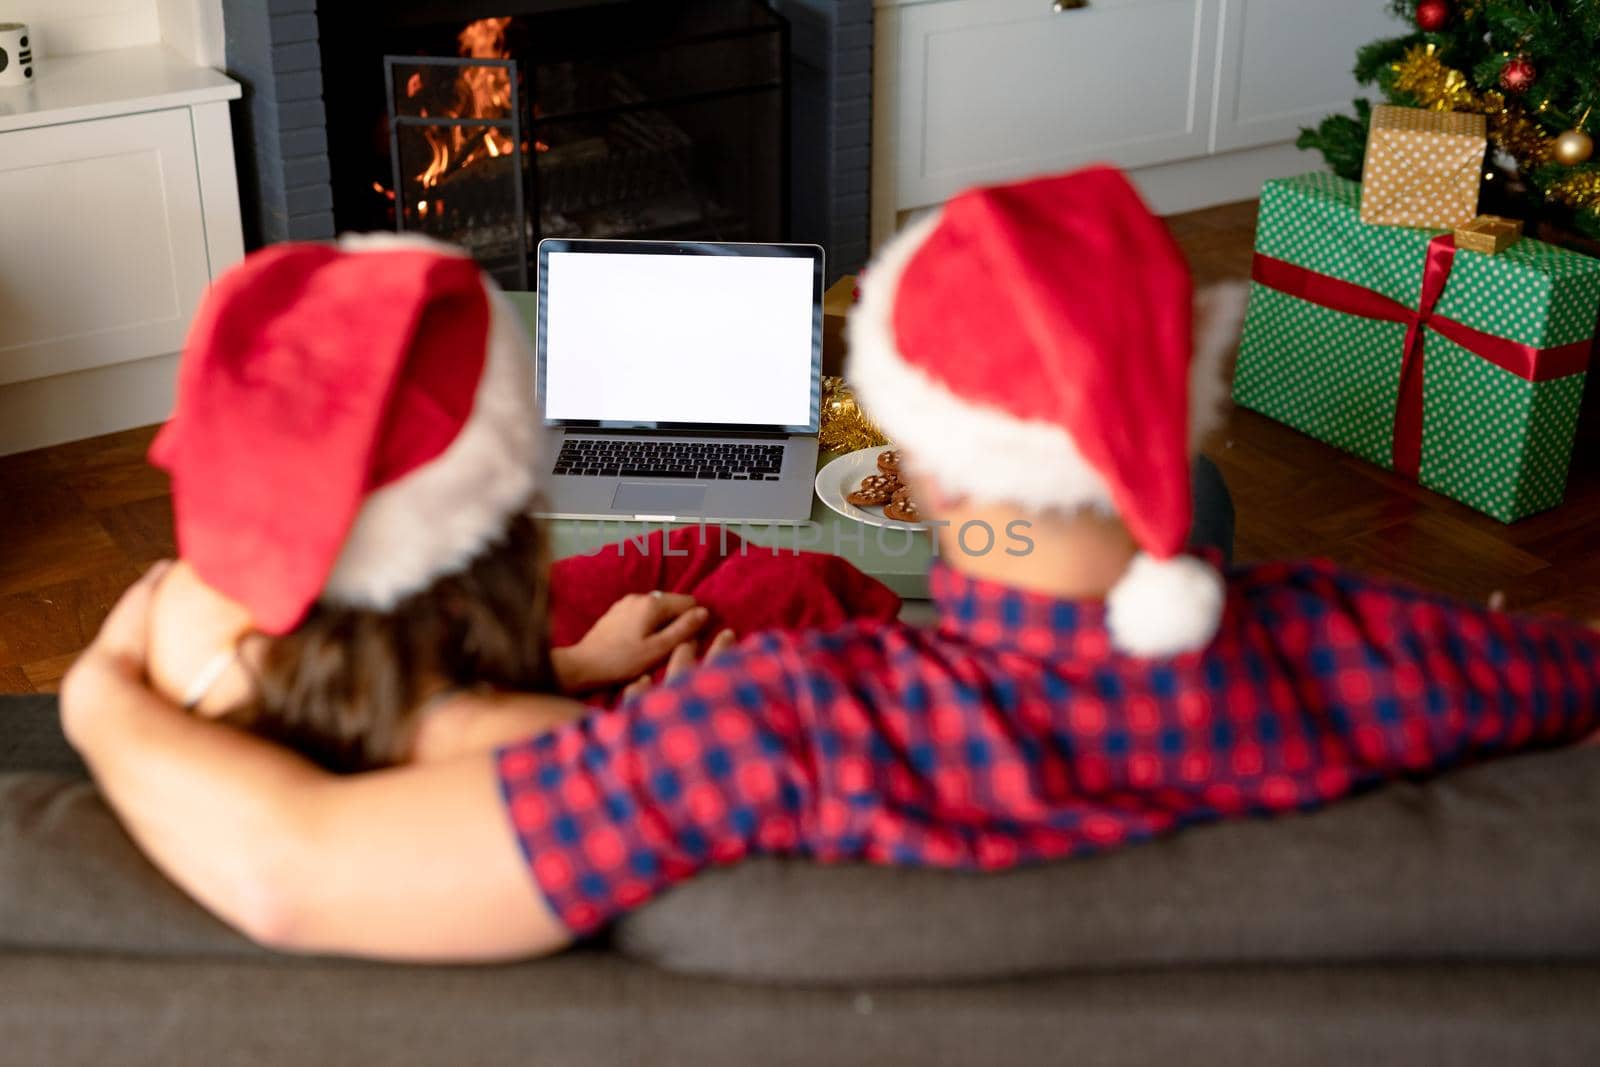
[883,485,920,523]
[847,473,900,507]
[877,448,902,476]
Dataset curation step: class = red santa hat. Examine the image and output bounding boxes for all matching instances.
[150,233,540,635]
[847,165,1246,658]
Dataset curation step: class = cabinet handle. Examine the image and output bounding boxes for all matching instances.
[1052,0,1089,10]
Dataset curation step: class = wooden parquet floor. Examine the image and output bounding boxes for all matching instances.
[1,199,1595,692]
[0,424,174,691]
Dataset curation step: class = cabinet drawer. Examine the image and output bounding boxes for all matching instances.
[0,108,211,386]
[1210,0,1404,152]
[887,0,1217,208]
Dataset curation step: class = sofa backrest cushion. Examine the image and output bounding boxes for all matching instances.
[0,773,265,958]
[5,743,1599,980]
[613,746,1600,982]
[0,695,86,778]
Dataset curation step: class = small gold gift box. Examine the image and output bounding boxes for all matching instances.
[1454,214,1524,255]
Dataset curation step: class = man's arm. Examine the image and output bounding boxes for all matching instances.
[61,566,571,963]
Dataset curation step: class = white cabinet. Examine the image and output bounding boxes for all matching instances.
[0,109,212,386]
[0,45,242,455]
[873,0,1403,244]
[1209,0,1406,152]
[887,0,1217,207]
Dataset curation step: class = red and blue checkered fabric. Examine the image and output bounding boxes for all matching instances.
[498,559,1600,935]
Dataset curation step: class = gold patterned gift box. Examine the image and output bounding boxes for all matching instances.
[1359,104,1486,229]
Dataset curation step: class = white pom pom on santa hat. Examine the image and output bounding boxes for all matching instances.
[1106,552,1226,658]
[150,232,539,635]
[847,165,1243,658]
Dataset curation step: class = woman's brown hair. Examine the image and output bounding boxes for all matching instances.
[223,510,554,772]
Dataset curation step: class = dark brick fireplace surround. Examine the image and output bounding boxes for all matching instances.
[221,0,872,276]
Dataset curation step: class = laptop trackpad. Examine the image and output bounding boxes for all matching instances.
[612,482,707,515]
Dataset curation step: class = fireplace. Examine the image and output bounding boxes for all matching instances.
[221,0,870,282]
[331,3,787,289]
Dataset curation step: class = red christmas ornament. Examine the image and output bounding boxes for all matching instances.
[1499,55,1537,93]
[1415,0,1449,31]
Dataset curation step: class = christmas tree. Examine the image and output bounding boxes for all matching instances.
[1299,0,1600,239]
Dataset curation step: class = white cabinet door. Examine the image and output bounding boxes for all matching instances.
[887,0,1219,209]
[0,108,210,386]
[1209,0,1405,152]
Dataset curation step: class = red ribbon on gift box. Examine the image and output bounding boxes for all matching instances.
[1250,234,1591,480]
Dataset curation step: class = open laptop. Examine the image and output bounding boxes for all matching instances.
[534,238,824,522]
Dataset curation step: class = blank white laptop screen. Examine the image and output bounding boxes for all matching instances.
[542,251,817,428]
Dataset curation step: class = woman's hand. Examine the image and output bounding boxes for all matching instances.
[550,591,713,693]
[619,627,738,702]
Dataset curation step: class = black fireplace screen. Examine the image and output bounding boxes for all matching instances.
[387,54,528,289]
[341,1,788,290]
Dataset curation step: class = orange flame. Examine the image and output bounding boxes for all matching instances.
[414,17,518,194]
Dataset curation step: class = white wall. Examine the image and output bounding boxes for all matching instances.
[155,0,223,66]
[5,0,159,56]
[6,0,223,64]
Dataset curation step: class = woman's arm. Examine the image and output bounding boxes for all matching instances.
[61,567,570,963]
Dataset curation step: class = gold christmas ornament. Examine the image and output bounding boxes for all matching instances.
[818,375,890,453]
[1554,129,1594,165]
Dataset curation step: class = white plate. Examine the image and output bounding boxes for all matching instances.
[814,446,928,530]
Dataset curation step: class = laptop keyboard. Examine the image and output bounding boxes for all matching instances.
[553,439,786,480]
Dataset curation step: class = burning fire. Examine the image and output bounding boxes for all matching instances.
[415,17,518,192]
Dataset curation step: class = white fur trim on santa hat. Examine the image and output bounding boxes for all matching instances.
[848,219,1250,512]
[847,213,1117,515]
[1188,281,1249,451]
[1106,552,1225,658]
[321,234,540,611]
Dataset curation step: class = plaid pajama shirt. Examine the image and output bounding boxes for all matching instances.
[498,558,1600,935]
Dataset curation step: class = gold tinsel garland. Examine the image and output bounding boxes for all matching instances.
[1390,43,1476,111]
[1388,44,1595,213]
[1478,90,1554,168]
[818,375,890,453]
[1546,168,1600,214]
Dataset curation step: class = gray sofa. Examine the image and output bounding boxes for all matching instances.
[4,693,1600,1066]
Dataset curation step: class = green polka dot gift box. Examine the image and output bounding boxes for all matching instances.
[1234,172,1600,523]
